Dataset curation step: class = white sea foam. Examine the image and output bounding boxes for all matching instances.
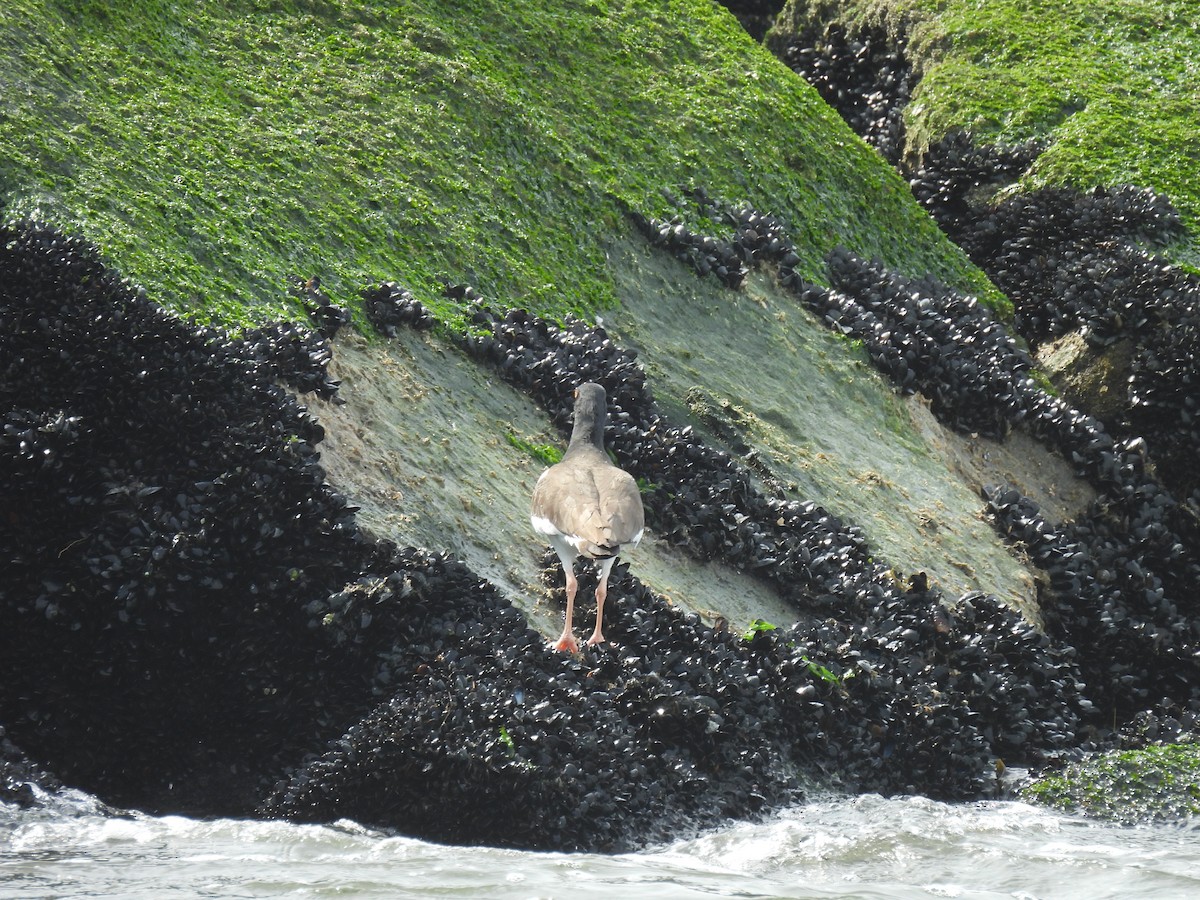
[2,794,1198,899]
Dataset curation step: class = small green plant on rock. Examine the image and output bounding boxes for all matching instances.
[742,618,778,640]
[1023,743,1200,824]
[505,432,562,467]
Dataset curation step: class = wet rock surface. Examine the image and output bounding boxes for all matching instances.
[292,274,352,341]
[9,2,1200,823]
[774,10,1200,504]
[5,159,1200,845]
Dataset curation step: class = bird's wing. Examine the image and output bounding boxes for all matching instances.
[531,459,643,554]
[589,466,644,546]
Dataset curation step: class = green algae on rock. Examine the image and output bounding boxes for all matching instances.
[771,0,1200,268]
[0,0,991,330]
[1023,743,1200,825]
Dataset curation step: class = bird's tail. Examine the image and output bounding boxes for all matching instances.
[578,540,620,560]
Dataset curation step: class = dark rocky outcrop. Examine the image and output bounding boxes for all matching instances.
[6,170,1200,842]
[0,221,389,814]
[0,219,1043,848]
[771,9,1200,505]
[6,0,1199,841]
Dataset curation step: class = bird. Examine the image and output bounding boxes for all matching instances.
[531,382,644,652]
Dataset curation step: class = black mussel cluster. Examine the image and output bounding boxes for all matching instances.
[263,553,810,850]
[905,133,1041,237]
[225,321,342,400]
[0,220,405,814]
[774,19,912,164]
[984,479,1200,727]
[807,251,1200,732]
[630,187,801,290]
[778,16,1200,738]
[923,164,1200,493]
[750,211,1200,740]
[458,301,645,421]
[800,250,1037,438]
[1,408,83,478]
[1120,699,1200,748]
[1129,321,1200,494]
[632,212,746,287]
[432,267,1097,798]
[934,182,1185,348]
[363,281,435,335]
[291,274,351,339]
[760,186,1195,739]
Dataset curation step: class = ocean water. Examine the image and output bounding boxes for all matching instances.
[2,790,1197,899]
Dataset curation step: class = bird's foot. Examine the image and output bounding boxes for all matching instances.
[552,632,579,653]
[585,630,606,647]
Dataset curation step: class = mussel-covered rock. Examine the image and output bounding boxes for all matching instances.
[9,149,1200,847]
[770,18,913,164]
[363,281,435,335]
[291,274,351,340]
[0,221,375,814]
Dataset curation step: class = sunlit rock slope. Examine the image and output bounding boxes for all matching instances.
[4,0,1199,843]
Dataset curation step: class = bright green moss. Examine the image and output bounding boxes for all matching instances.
[0,0,994,330]
[1023,743,1200,824]
[505,432,562,467]
[783,0,1200,267]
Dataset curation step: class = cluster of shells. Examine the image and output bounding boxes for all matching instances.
[0,201,1138,851]
[5,13,1200,848]
[777,14,1200,502]
[775,19,913,165]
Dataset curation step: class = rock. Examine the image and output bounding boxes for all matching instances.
[1038,333,1134,429]
[1023,741,1200,825]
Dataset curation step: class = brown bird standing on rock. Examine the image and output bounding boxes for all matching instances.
[531,383,644,652]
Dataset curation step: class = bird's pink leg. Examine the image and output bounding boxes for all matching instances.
[552,565,580,653]
[585,571,609,647]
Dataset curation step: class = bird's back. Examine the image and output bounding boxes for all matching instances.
[532,447,644,559]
